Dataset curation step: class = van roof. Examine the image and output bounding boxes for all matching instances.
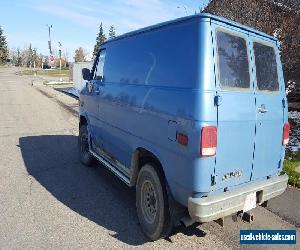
[103,13,277,45]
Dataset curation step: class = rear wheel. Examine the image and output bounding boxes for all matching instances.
[136,164,172,240]
[79,124,94,166]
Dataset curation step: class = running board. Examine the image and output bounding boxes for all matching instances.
[90,150,131,185]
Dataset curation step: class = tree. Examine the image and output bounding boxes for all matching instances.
[108,25,116,39]
[37,53,43,68]
[14,46,45,68]
[27,44,33,67]
[19,44,33,67]
[74,47,86,62]
[17,49,22,66]
[93,23,106,56]
[9,48,19,65]
[0,26,8,64]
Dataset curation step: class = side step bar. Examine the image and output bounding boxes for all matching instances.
[90,150,131,186]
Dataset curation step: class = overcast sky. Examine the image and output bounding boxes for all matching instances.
[1,0,210,60]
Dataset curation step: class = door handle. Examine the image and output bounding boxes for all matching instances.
[258,105,268,113]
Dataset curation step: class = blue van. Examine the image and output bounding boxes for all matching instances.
[79,14,290,240]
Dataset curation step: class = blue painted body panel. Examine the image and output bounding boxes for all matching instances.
[79,14,287,207]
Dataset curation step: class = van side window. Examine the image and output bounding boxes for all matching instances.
[94,50,106,81]
[216,31,250,89]
[104,22,198,87]
[253,43,279,92]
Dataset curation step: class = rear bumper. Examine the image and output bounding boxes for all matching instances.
[188,174,288,223]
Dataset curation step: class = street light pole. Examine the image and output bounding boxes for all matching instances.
[58,41,62,73]
[46,24,53,55]
[33,49,36,70]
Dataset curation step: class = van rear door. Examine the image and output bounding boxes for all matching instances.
[250,38,285,180]
[212,23,255,190]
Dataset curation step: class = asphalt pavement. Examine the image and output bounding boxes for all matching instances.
[0,67,299,249]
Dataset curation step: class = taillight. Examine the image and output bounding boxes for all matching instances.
[177,132,188,146]
[201,126,217,156]
[283,122,290,145]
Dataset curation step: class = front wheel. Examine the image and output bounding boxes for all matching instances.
[78,124,94,166]
[136,164,172,240]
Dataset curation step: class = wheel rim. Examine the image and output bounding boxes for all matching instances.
[141,180,157,224]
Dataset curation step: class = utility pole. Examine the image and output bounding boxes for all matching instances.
[58,41,62,73]
[46,24,53,55]
[46,24,56,68]
[33,48,36,71]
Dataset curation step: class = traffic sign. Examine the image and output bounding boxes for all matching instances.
[49,55,55,62]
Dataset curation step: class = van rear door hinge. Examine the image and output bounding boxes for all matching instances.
[214,95,222,106]
[282,98,286,108]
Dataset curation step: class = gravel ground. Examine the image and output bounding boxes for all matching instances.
[0,67,299,249]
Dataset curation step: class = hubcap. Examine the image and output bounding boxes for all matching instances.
[141,180,157,224]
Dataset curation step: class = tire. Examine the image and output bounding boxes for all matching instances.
[79,124,94,166]
[136,164,172,241]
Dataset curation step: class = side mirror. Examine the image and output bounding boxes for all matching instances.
[82,68,91,81]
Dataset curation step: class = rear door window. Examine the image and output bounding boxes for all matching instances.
[253,43,279,92]
[216,31,250,90]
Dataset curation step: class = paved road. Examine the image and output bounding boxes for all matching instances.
[268,187,300,228]
[0,67,299,249]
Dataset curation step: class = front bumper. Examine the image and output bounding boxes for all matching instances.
[188,174,288,223]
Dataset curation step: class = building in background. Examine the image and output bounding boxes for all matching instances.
[70,61,93,92]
